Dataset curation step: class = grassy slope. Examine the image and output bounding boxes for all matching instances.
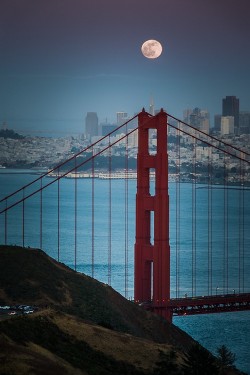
[0,309,183,375]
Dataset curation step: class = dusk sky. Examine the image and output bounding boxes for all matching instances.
[0,0,250,134]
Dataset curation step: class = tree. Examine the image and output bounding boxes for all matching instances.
[154,350,180,375]
[182,343,219,375]
[216,345,236,373]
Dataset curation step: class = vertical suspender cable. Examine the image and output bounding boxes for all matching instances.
[175,124,181,298]
[238,159,241,293]
[225,154,229,293]
[192,137,197,297]
[57,167,60,262]
[242,161,245,292]
[92,147,95,278]
[74,157,77,271]
[125,123,129,298]
[223,153,229,293]
[40,178,43,249]
[207,150,213,295]
[108,136,112,286]
[238,158,244,293]
[207,156,210,295]
[22,188,25,248]
[5,200,7,245]
[211,152,213,295]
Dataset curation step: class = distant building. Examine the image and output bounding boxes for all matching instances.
[185,107,210,134]
[149,97,155,115]
[222,96,239,134]
[128,129,138,148]
[101,124,117,136]
[116,112,128,127]
[239,111,250,134]
[116,112,128,134]
[183,109,193,123]
[85,112,98,139]
[221,116,234,135]
[214,114,222,133]
[128,115,138,129]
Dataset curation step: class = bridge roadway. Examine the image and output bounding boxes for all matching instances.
[141,293,250,316]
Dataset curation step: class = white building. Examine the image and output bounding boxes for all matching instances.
[221,116,234,135]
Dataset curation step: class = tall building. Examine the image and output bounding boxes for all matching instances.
[222,96,239,134]
[239,111,250,134]
[188,107,210,134]
[221,116,234,135]
[85,112,98,139]
[183,108,192,123]
[101,124,117,136]
[116,112,128,127]
[214,114,222,133]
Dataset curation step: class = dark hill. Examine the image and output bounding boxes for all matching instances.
[0,246,244,375]
[0,245,192,346]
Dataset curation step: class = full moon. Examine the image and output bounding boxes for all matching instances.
[141,39,163,59]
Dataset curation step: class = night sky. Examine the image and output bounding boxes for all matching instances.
[0,0,250,134]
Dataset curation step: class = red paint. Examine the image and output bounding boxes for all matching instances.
[134,109,172,322]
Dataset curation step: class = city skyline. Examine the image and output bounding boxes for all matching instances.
[1,93,250,137]
[0,0,250,134]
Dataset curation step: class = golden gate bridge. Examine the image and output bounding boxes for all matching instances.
[1,109,250,322]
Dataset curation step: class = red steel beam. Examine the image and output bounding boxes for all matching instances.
[134,109,171,321]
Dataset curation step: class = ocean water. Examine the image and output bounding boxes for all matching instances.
[0,169,249,374]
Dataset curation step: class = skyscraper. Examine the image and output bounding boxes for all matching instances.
[116,112,128,127]
[239,111,250,134]
[85,112,98,139]
[214,114,222,133]
[221,116,234,135]
[188,107,210,134]
[222,96,239,134]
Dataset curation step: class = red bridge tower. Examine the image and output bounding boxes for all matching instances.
[134,109,171,321]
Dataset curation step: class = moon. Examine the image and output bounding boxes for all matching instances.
[141,39,163,59]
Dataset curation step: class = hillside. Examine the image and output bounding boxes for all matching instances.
[0,245,244,374]
[0,245,193,346]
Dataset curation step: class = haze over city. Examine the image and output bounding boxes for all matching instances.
[0,0,250,135]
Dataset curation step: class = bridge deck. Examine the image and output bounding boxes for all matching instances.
[141,293,250,316]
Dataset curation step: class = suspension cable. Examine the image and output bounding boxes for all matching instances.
[242,162,245,292]
[238,158,245,293]
[40,178,43,249]
[167,113,250,158]
[74,156,77,271]
[0,126,140,215]
[192,137,197,297]
[207,149,213,295]
[108,135,112,286]
[223,153,229,293]
[91,147,95,278]
[0,114,139,205]
[175,123,181,298]
[22,188,25,248]
[125,123,129,298]
[57,167,60,262]
[4,200,7,245]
